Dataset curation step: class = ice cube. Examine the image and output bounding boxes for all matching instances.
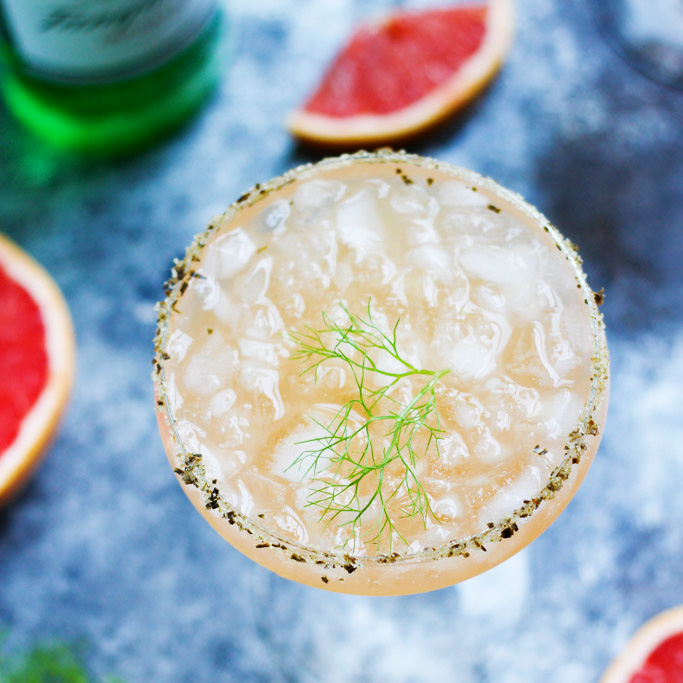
[406,245,452,279]
[166,329,193,362]
[505,324,559,389]
[332,260,353,293]
[432,495,463,521]
[208,388,237,417]
[364,349,411,391]
[307,227,338,276]
[439,269,471,316]
[417,523,457,549]
[472,284,507,314]
[472,427,506,464]
[288,293,306,319]
[176,418,206,452]
[315,363,346,390]
[459,242,540,285]
[165,372,183,412]
[504,283,544,320]
[394,324,427,369]
[212,288,235,324]
[243,302,284,339]
[293,179,346,218]
[222,478,255,517]
[480,468,544,526]
[238,363,284,419]
[192,275,220,311]
[451,393,489,430]
[274,506,309,544]
[272,405,365,480]
[450,336,495,380]
[485,376,541,421]
[438,432,470,466]
[196,443,223,482]
[542,388,582,441]
[202,446,246,482]
[531,323,573,388]
[183,358,223,397]
[436,181,488,207]
[216,411,251,449]
[336,190,385,259]
[202,228,256,279]
[534,280,560,313]
[183,333,238,396]
[238,338,281,367]
[422,273,439,308]
[560,300,594,362]
[355,253,397,286]
[260,198,290,235]
[271,430,313,483]
[405,218,440,247]
[548,329,580,378]
[270,419,333,483]
[240,255,272,303]
[365,178,390,199]
[439,211,481,246]
[390,185,439,217]
[325,300,352,327]
[504,269,562,320]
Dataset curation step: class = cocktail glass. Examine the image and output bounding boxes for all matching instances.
[153,150,609,595]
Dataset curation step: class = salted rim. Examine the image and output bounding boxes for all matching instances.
[153,149,609,573]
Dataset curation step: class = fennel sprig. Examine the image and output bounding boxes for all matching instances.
[289,301,450,552]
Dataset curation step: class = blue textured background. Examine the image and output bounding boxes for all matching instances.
[1,1,682,681]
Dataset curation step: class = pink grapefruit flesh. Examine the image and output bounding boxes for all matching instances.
[288,0,514,145]
[602,605,683,683]
[0,234,75,503]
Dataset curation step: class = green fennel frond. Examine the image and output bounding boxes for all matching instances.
[288,300,450,552]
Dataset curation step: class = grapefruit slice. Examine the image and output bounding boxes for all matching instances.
[288,0,514,145]
[0,234,75,503]
[601,605,683,682]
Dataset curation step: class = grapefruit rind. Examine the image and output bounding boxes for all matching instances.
[601,605,683,682]
[0,234,75,503]
[287,0,514,145]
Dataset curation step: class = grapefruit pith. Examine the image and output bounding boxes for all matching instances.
[601,605,683,683]
[288,0,514,145]
[0,234,75,503]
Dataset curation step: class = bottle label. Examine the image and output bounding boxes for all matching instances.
[1,0,216,83]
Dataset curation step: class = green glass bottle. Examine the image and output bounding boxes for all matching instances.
[0,1,222,155]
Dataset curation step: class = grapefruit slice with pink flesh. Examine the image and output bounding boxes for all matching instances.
[288,0,514,145]
[0,234,75,503]
[601,605,683,683]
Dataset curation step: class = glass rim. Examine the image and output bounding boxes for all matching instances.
[153,149,609,574]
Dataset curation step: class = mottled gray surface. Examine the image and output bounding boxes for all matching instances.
[1,1,682,681]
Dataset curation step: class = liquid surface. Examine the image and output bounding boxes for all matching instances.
[163,163,594,555]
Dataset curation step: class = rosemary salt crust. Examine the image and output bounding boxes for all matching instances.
[153,150,609,585]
